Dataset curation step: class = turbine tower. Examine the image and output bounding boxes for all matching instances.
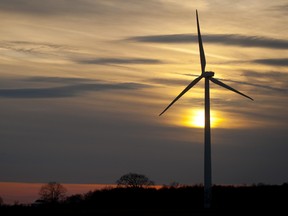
[159,10,253,208]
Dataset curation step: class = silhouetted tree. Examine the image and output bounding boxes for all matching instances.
[169,181,180,188]
[38,182,67,203]
[116,172,155,188]
[65,194,83,204]
[0,196,3,206]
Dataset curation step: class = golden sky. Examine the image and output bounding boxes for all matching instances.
[0,0,287,192]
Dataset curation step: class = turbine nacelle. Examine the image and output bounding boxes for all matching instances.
[203,71,215,77]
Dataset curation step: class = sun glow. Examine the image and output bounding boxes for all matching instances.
[192,110,205,127]
[183,109,221,128]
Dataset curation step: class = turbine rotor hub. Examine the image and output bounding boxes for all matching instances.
[203,71,215,77]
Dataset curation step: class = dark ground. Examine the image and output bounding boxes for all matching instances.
[1,184,287,215]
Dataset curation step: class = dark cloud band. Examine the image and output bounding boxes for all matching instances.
[252,58,288,66]
[127,34,288,49]
[76,57,163,65]
[0,78,149,98]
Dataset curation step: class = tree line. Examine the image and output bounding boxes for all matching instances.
[33,173,155,204]
[1,173,288,215]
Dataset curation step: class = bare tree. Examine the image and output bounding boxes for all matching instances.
[38,182,67,203]
[0,196,3,206]
[116,172,155,188]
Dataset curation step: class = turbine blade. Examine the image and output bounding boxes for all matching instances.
[196,10,206,74]
[210,77,254,101]
[159,75,203,116]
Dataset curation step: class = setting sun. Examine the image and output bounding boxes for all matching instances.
[192,110,205,127]
[183,109,221,128]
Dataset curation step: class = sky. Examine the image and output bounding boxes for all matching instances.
[0,0,287,190]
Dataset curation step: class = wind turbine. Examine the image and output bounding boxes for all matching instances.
[159,10,253,208]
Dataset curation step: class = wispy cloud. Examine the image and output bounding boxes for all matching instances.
[0,0,172,18]
[0,41,75,56]
[75,57,163,65]
[127,34,288,49]
[128,34,195,43]
[0,77,150,98]
[147,78,194,86]
[252,58,288,66]
[217,78,288,93]
[27,77,94,84]
[268,3,288,14]
[0,0,96,15]
[241,70,288,80]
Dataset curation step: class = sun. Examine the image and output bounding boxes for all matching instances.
[192,110,205,127]
[183,109,221,128]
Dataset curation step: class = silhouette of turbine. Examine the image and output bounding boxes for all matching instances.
[159,10,253,208]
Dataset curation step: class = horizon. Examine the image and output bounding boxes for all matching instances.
[0,0,287,203]
[1,181,287,205]
[0,182,116,205]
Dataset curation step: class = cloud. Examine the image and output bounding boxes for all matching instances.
[0,0,170,18]
[241,70,288,80]
[240,70,288,93]
[27,76,97,84]
[1,42,163,65]
[0,77,150,98]
[268,3,288,14]
[128,34,196,43]
[0,41,74,56]
[252,58,288,66]
[127,34,288,49]
[0,0,96,15]
[148,78,196,86]
[218,78,288,94]
[76,57,163,65]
